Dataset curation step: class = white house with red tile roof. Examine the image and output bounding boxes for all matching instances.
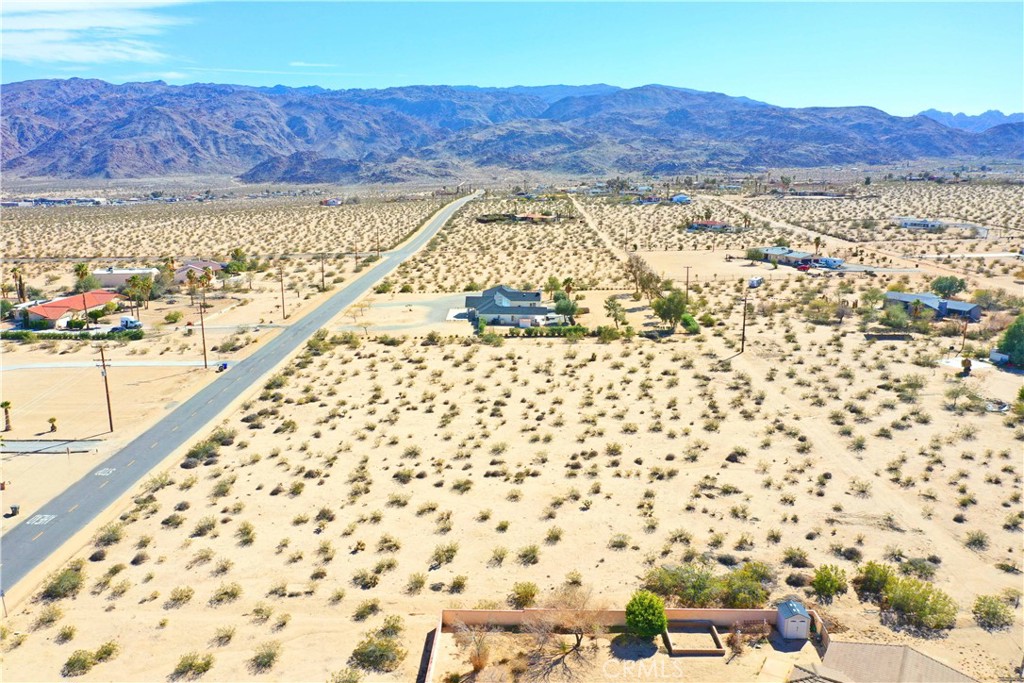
[25,290,124,328]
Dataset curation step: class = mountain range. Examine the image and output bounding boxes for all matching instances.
[2,79,1021,183]
[918,109,1024,133]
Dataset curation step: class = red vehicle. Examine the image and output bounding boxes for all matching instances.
[796,264,811,272]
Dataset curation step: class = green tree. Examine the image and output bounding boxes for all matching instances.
[555,296,579,324]
[930,276,967,299]
[73,263,90,281]
[880,304,909,330]
[882,576,957,630]
[604,296,626,329]
[651,290,687,330]
[999,314,1024,365]
[804,298,837,324]
[745,248,764,263]
[811,565,848,603]
[860,287,885,308]
[543,276,562,301]
[72,274,102,294]
[625,590,667,639]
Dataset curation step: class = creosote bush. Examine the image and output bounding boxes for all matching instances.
[625,590,667,639]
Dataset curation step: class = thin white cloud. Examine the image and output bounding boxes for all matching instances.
[1,1,189,65]
[288,61,338,68]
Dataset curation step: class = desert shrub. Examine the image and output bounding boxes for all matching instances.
[517,544,540,565]
[509,582,539,609]
[429,542,459,568]
[964,530,989,550]
[95,522,125,547]
[62,650,97,677]
[172,651,214,679]
[353,599,380,621]
[973,595,1013,630]
[854,561,896,598]
[642,564,719,607]
[720,563,772,608]
[328,668,362,683]
[811,565,848,602]
[249,641,281,672]
[34,604,63,629]
[349,630,406,673]
[783,547,811,568]
[882,576,957,630]
[95,641,119,662]
[626,590,667,638]
[42,561,85,600]
[209,582,242,606]
[166,586,195,608]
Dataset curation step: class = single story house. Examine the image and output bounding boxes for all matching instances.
[814,642,975,682]
[93,267,160,289]
[776,600,810,640]
[465,285,560,327]
[25,290,124,328]
[689,221,732,233]
[174,260,225,284]
[671,194,691,204]
[884,292,982,322]
[897,217,943,229]
[757,246,815,266]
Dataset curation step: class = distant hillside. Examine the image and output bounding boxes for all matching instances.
[919,109,1024,133]
[2,78,1020,182]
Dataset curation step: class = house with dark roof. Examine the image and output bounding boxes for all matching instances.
[465,285,559,327]
[757,246,816,266]
[884,292,981,322]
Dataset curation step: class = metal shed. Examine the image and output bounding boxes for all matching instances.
[777,600,810,640]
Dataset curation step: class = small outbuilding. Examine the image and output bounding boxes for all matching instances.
[776,600,810,640]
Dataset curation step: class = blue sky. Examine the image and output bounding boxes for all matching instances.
[2,1,1021,116]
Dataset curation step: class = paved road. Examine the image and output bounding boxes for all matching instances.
[0,192,479,594]
[1,360,238,372]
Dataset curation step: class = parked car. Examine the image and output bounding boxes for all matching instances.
[796,264,811,272]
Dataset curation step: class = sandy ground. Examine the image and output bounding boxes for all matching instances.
[0,184,1021,683]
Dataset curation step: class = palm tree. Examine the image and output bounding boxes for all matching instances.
[1,401,11,431]
[813,236,823,256]
[604,296,625,329]
[10,266,26,302]
[561,277,575,299]
[185,270,198,306]
[73,262,90,281]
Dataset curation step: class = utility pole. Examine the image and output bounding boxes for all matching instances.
[81,292,89,330]
[319,253,326,292]
[684,266,691,308]
[375,225,381,260]
[278,261,288,320]
[740,293,749,354]
[98,346,114,432]
[197,287,208,369]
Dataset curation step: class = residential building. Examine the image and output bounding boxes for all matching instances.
[884,292,982,322]
[93,267,160,289]
[689,220,733,233]
[756,246,815,266]
[897,217,943,229]
[24,290,124,329]
[671,194,691,204]
[174,260,225,284]
[465,285,560,327]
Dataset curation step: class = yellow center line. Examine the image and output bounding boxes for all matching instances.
[68,504,79,513]
[99,480,109,489]
[32,531,44,541]
[149,442,158,450]
[171,425,180,432]
[127,459,136,467]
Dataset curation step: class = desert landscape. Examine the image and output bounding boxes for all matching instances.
[1,181,1022,682]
